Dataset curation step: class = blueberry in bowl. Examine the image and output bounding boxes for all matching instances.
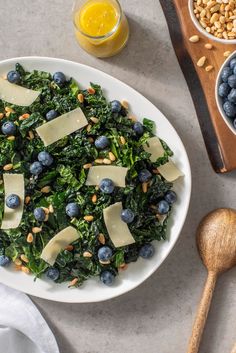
[216,51,236,135]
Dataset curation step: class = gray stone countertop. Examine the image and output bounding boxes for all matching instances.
[1,1,236,352]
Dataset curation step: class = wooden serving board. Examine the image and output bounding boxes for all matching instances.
[160,0,236,173]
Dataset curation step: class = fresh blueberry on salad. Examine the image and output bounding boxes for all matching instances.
[121,209,135,223]
[38,151,53,166]
[6,194,20,209]
[66,203,80,217]
[99,178,115,194]
[100,270,115,286]
[53,72,66,86]
[138,169,152,183]
[133,122,144,135]
[98,246,113,261]
[221,67,232,83]
[30,161,43,176]
[1,121,16,136]
[46,268,60,281]
[164,190,177,204]
[7,70,20,84]
[157,200,170,215]
[46,110,58,121]
[0,255,10,266]
[139,244,155,259]
[111,100,121,113]
[218,83,230,98]
[34,208,46,222]
[95,136,109,149]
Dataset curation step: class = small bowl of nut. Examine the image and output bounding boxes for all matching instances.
[215,50,236,134]
[189,0,236,44]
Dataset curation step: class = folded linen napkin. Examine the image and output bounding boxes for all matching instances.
[0,283,60,353]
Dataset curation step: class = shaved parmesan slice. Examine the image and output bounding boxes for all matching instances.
[1,174,25,229]
[0,77,40,106]
[143,136,165,162]
[86,166,128,187]
[41,226,79,266]
[36,108,88,146]
[103,202,135,248]
[157,160,183,182]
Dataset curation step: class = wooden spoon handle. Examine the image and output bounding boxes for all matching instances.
[230,342,236,353]
[187,271,218,353]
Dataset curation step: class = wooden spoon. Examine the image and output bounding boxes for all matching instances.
[187,208,236,353]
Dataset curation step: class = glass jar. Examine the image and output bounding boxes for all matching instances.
[73,0,129,58]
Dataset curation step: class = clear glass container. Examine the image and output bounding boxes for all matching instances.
[72,0,129,58]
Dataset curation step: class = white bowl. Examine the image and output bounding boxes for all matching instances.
[215,50,236,135]
[188,0,236,44]
[0,57,191,303]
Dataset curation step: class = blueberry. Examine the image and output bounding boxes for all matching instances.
[234,118,236,129]
[100,270,115,286]
[218,83,230,98]
[7,70,20,84]
[46,110,58,121]
[233,66,236,75]
[133,122,144,135]
[111,100,121,113]
[0,255,10,266]
[223,100,236,118]
[139,244,155,259]
[228,75,236,88]
[66,202,79,217]
[164,190,177,204]
[1,121,16,136]
[98,246,113,261]
[121,209,135,223]
[124,245,139,263]
[30,161,43,176]
[138,169,152,183]
[99,178,115,194]
[230,58,236,69]
[221,67,232,82]
[46,267,60,281]
[53,72,66,86]
[38,151,53,166]
[95,136,109,150]
[34,207,46,221]
[6,194,20,209]
[157,200,170,215]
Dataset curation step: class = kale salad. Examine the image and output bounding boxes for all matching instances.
[0,63,180,288]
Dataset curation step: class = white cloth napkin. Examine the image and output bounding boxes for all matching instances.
[0,283,60,353]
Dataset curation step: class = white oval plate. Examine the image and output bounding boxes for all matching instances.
[0,57,191,303]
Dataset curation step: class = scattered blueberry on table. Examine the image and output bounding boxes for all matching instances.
[1,121,16,136]
[6,194,21,209]
[7,70,20,84]
[99,178,115,194]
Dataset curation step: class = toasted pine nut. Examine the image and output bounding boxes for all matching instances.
[25,196,31,204]
[95,158,104,164]
[42,207,50,214]
[84,215,94,222]
[69,278,78,287]
[20,254,29,263]
[90,117,99,123]
[14,258,22,266]
[5,112,11,117]
[205,43,213,49]
[27,233,33,243]
[98,233,106,244]
[32,227,42,233]
[128,114,137,122]
[19,113,30,121]
[142,182,148,193]
[99,259,111,265]
[205,65,214,71]
[119,263,128,271]
[86,124,92,133]
[65,245,74,251]
[0,113,4,119]
[88,87,95,94]
[49,204,54,213]
[83,251,93,258]
[120,136,126,145]
[109,152,116,161]
[5,106,14,113]
[41,186,51,193]
[21,266,30,274]
[92,194,97,203]
[28,130,34,140]
[3,163,13,171]
[121,100,129,109]
[44,214,49,222]
[7,136,15,141]
[88,137,94,143]
[77,93,84,103]
[103,158,112,165]
[189,34,200,42]
[15,265,22,271]
[83,163,92,169]
[197,56,207,67]
[224,50,231,56]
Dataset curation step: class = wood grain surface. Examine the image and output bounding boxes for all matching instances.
[160,0,236,173]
